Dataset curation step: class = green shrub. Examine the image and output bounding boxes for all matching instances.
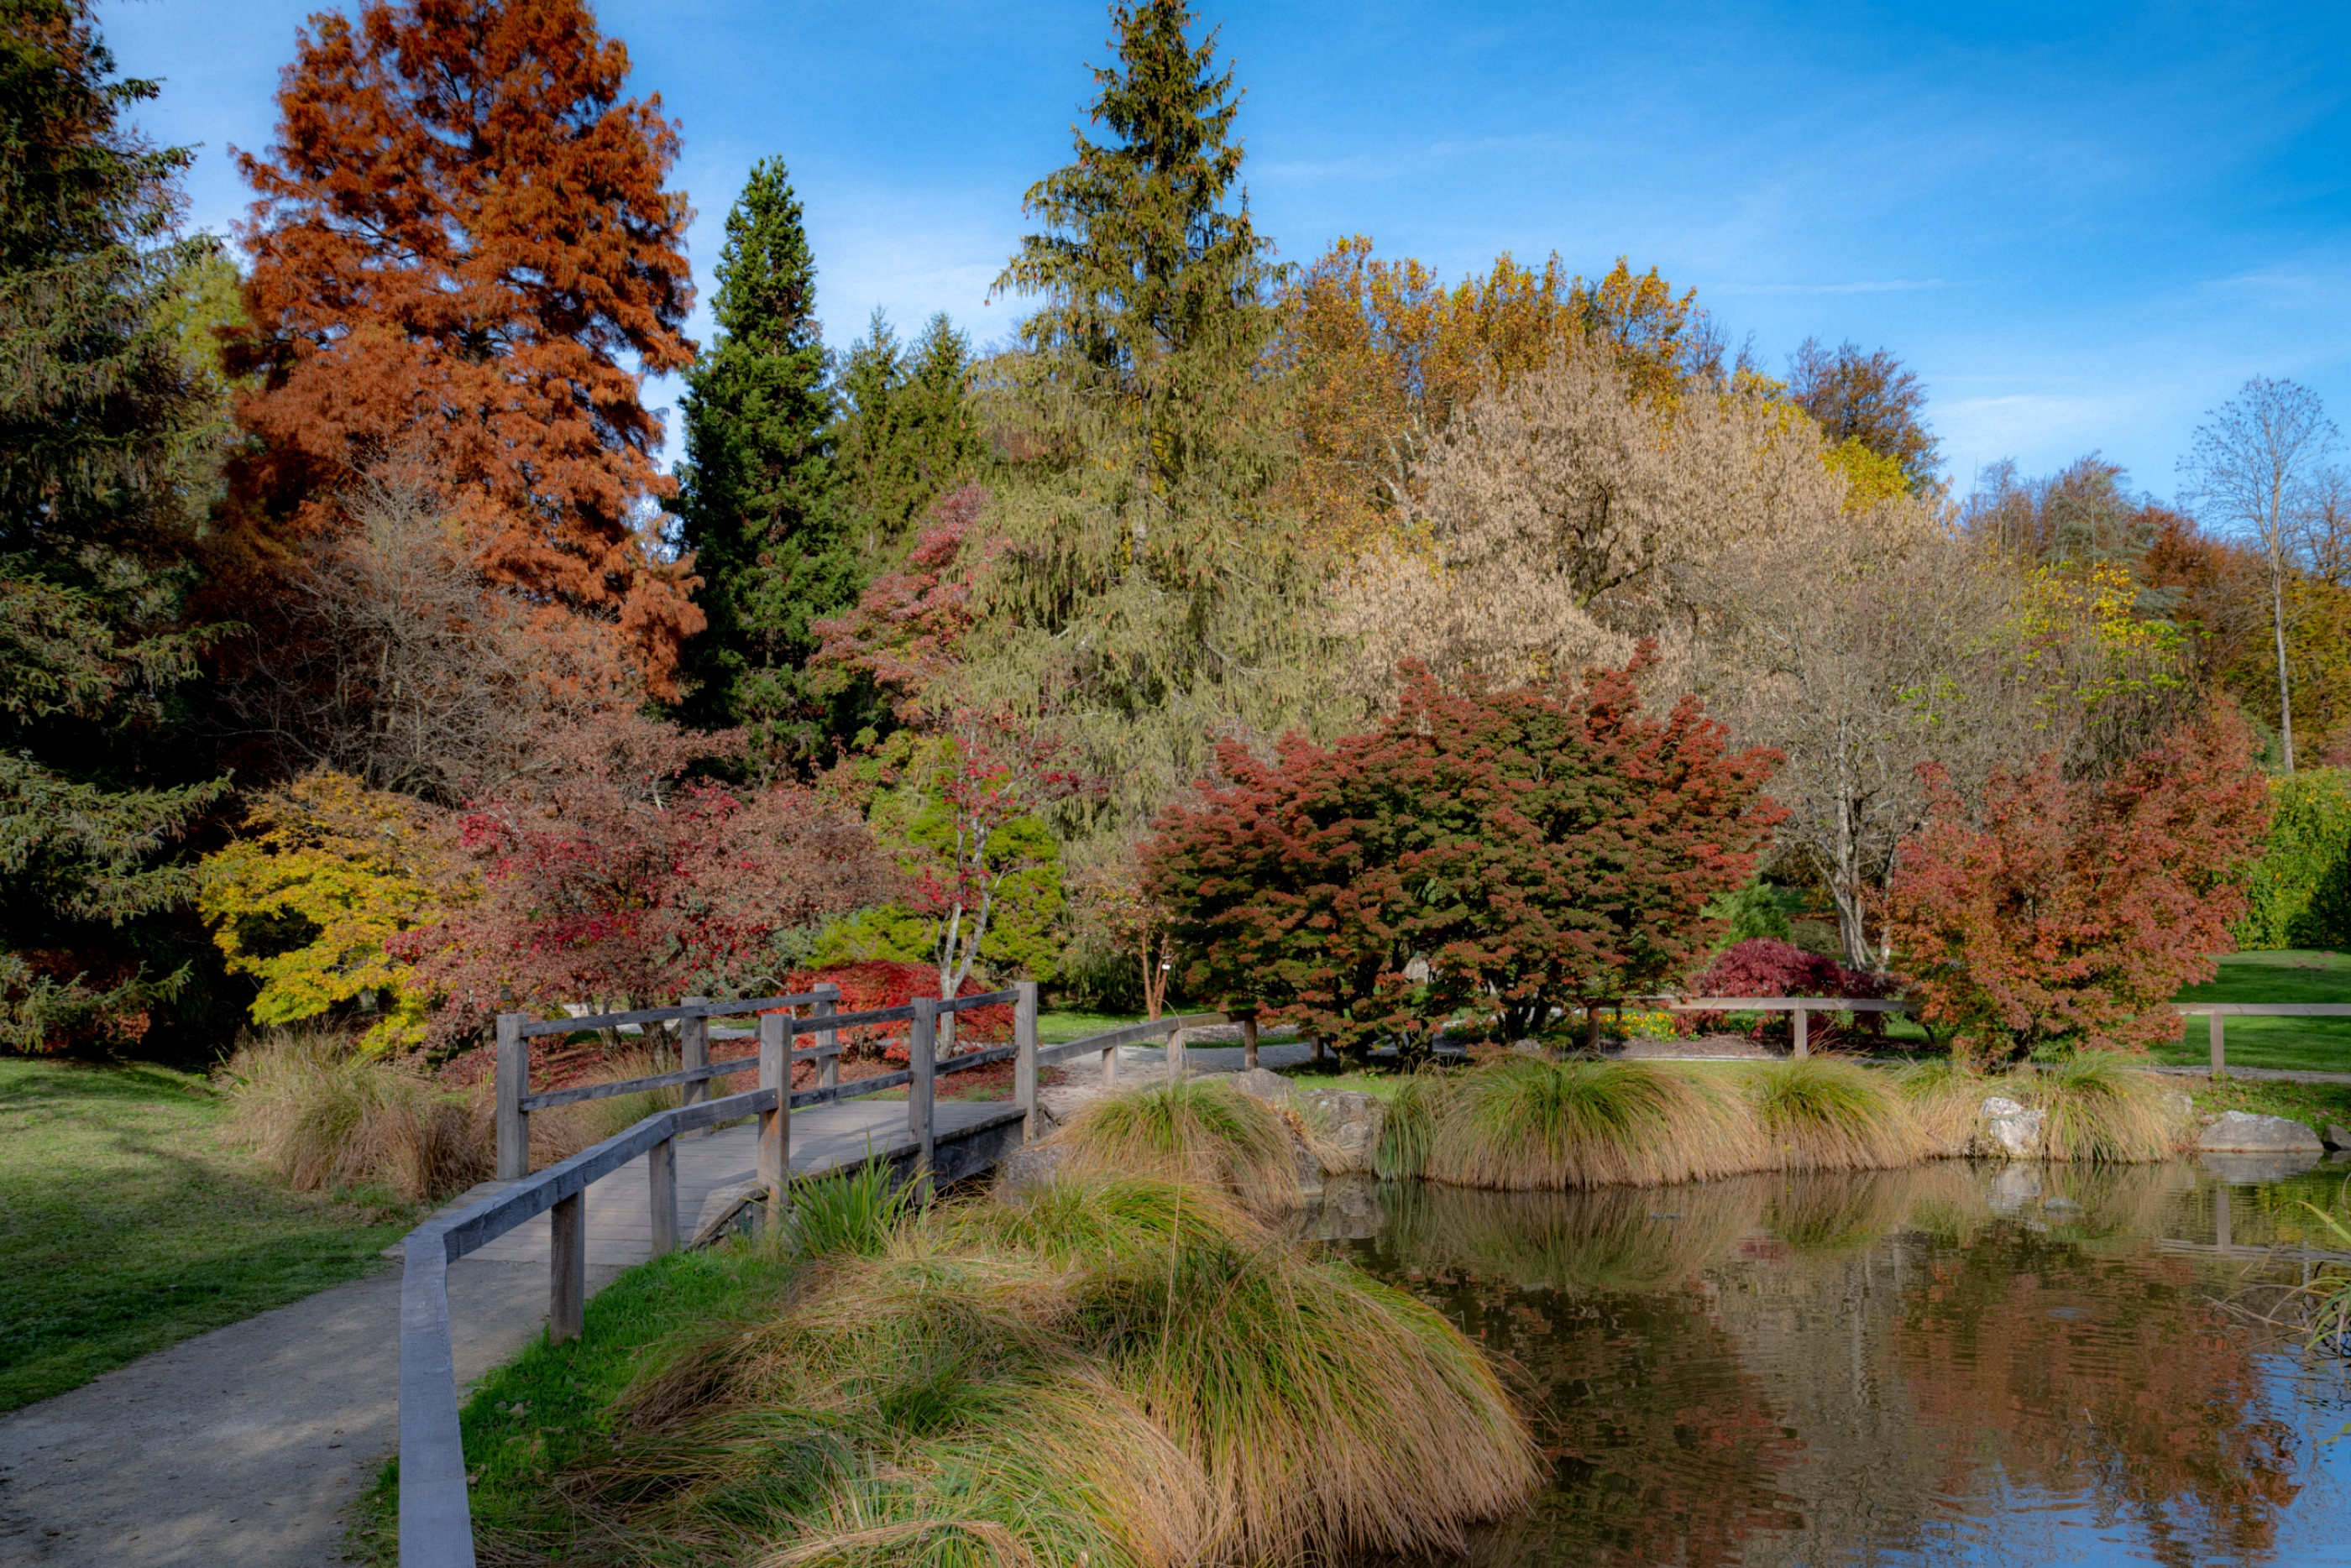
[2233,767,2351,950]
[786,1159,919,1259]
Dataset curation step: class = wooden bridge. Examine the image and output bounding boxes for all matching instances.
[395,984,1233,1567]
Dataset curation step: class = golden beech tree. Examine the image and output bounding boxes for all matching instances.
[1279,242,1721,557]
[223,0,701,695]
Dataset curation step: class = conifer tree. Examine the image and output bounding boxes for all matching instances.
[977,0,1341,835]
[0,0,228,1050]
[673,159,860,763]
[832,311,982,561]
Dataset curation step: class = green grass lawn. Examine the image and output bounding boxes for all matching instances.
[2152,949,2351,1073]
[0,1057,416,1412]
[1037,1007,1144,1043]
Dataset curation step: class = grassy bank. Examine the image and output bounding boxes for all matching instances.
[364,1166,1535,1567]
[0,1058,413,1412]
[2156,949,2351,1072]
[1370,1054,2191,1190]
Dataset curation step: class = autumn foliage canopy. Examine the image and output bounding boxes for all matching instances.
[392,715,897,1045]
[224,0,701,693]
[1880,703,2271,1064]
[1144,650,1783,1056]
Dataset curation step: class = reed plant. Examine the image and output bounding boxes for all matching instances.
[2030,1052,2186,1163]
[1047,1079,1301,1213]
[593,1172,1536,1568]
[1744,1058,1929,1172]
[218,1027,488,1202]
[1421,1058,1762,1190]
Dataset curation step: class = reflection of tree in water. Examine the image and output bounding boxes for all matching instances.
[1365,1183,1803,1566]
[1891,1220,2300,1566]
[1354,1165,2316,1568]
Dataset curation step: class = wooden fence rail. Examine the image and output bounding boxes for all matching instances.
[405,985,1232,1567]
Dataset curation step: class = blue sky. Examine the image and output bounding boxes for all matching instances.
[100,0,2351,501]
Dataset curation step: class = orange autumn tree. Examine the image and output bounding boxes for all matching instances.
[223,0,701,694]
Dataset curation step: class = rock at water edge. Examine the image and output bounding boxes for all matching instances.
[1977,1095,2045,1159]
[1226,1067,1296,1104]
[1298,1088,1385,1175]
[2197,1111,2323,1153]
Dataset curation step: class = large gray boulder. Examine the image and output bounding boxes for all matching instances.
[997,1141,1068,1196]
[1298,1088,1385,1175]
[1226,1067,1296,1104]
[2197,1111,2323,1153]
[1976,1095,2045,1159]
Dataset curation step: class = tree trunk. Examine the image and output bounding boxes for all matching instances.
[2273,565,2296,772]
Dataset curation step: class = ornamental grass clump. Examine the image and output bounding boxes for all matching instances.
[219,1027,489,1202]
[1422,1057,1762,1190]
[590,1173,1535,1568]
[1890,1056,1987,1158]
[1049,1079,1301,1213]
[2032,1052,2186,1163]
[1744,1058,1928,1172]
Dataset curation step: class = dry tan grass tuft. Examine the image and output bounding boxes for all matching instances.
[1422,1058,1766,1190]
[219,1027,489,1202]
[1744,1057,1932,1172]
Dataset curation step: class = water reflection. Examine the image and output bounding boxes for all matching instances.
[1347,1161,2351,1566]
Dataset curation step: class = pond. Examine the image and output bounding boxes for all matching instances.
[1338,1159,2351,1567]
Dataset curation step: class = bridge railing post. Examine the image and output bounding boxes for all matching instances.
[2210,1009,2226,1078]
[909,998,937,1198]
[550,1190,584,1342]
[495,1010,529,1180]
[647,1131,678,1257]
[1014,980,1039,1142]
[678,995,708,1111]
[814,983,840,1090]
[1167,1022,1186,1081]
[1792,1006,1809,1060]
[1241,1011,1259,1071]
[758,1011,791,1232]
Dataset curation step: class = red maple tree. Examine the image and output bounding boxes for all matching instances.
[1144,650,1783,1056]
[223,0,701,694]
[808,483,992,724]
[394,713,900,1046]
[1879,703,2270,1064]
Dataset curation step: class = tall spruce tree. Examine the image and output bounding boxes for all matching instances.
[976,0,1340,835]
[832,310,983,562]
[673,159,860,763]
[0,0,229,1052]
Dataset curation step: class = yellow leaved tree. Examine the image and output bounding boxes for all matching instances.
[199,773,472,1053]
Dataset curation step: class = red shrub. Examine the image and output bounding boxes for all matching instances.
[1880,703,2270,1064]
[1144,648,1783,1058]
[782,960,1011,1061]
[1685,938,1891,1039]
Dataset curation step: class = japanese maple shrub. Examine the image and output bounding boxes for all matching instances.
[1144,651,1783,1058]
[1879,703,2270,1065]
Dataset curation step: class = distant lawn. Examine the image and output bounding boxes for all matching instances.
[1038,1008,1144,1043]
[2152,949,2351,1073]
[0,1058,413,1412]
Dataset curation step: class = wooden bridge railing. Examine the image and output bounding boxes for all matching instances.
[402,990,1224,1567]
[2169,1002,2351,1076]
